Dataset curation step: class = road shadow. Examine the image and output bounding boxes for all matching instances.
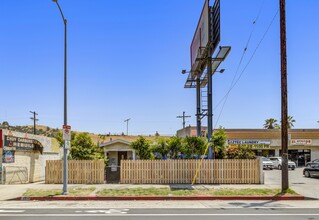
[228,200,287,208]
[169,184,194,190]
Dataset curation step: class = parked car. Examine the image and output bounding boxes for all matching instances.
[303,163,319,178]
[261,157,274,170]
[305,158,319,167]
[269,156,296,170]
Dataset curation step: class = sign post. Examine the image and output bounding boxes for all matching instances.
[62,125,71,195]
[63,125,71,142]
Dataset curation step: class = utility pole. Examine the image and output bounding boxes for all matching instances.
[124,118,131,136]
[280,0,289,192]
[177,111,191,129]
[30,111,38,135]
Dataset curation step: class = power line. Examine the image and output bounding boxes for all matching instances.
[214,0,265,113]
[30,111,39,135]
[214,7,279,128]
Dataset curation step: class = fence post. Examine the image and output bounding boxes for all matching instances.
[258,157,264,184]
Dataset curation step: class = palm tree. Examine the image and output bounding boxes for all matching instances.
[263,118,279,129]
[287,116,296,129]
[266,116,296,129]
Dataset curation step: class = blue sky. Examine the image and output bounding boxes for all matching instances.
[1,0,319,136]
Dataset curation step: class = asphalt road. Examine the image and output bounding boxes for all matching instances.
[0,208,319,220]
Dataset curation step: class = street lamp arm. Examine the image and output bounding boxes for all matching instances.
[52,0,67,24]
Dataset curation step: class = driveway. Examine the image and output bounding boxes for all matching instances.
[264,167,319,199]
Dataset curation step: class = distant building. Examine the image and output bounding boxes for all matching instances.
[176,126,319,167]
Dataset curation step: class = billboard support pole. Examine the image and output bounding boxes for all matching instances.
[196,77,201,136]
[207,48,214,159]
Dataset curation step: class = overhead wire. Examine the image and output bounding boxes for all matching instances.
[213,0,265,114]
[213,3,279,128]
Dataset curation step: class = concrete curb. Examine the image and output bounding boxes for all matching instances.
[17,195,305,201]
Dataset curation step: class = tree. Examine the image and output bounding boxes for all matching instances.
[264,116,296,129]
[212,127,227,159]
[182,136,206,158]
[167,136,183,159]
[151,137,169,159]
[130,136,154,160]
[274,123,281,129]
[69,132,97,160]
[1,121,9,129]
[263,118,279,129]
[63,132,107,165]
[287,115,296,129]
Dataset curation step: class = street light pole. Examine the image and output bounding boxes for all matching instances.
[52,0,68,195]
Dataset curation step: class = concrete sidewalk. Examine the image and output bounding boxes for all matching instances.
[0,181,282,201]
[0,168,314,201]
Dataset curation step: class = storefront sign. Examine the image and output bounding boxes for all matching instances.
[4,136,43,153]
[228,140,271,145]
[228,140,271,149]
[2,150,15,163]
[291,139,312,146]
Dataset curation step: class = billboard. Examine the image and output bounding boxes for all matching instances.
[190,0,210,71]
[211,0,220,51]
[190,0,221,74]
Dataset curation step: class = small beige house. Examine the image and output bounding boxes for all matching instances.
[100,139,136,166]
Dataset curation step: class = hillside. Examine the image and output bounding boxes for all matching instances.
[0,122,60,138]
[0,122,170,144]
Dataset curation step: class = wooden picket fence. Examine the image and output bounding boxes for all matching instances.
[121,159,261,184]
[45,160,105,184]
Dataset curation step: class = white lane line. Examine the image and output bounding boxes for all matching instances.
[0,213,319,217]
[75,209,129,214]
[0,210,25,213]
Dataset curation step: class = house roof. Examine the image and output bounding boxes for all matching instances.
[99,139,131,147]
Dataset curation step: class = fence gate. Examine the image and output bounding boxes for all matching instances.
[105,166,121,183]
[3,166,29,184]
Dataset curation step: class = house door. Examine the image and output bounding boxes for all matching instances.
[118,151,127,166]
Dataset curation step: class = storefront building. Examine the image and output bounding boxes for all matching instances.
[176,127,319,167]
[0,129,60,184]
